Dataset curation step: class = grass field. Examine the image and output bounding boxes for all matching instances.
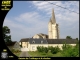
[9,48,21,57]
[28,51,63,57]
[13,51,21,57]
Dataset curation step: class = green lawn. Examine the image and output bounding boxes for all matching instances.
[13,51,21,57]
[9,48,21,57]
[28,51,63,57]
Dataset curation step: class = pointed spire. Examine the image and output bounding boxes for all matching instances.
[51,8,56,24]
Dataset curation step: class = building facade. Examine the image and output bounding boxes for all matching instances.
[19,8,77,51]
[6,41,21,50]
[19,38,77,51]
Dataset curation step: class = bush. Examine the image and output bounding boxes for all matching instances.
[61,44,79,57]
[37,46,44,52]
[10,48,21,53]
[62,42,67,50]
[51,47,58,54]
[55,46,61,52]
[48,46,60,54]
[37,46,48,53]
[37,46,60,54]
[10,49,15,53]
[43,47,48,53]
[48,46,53,50]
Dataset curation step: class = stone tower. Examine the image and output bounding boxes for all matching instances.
[48,8,59,39]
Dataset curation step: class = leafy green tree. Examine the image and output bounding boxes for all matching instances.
[3,26,12,43]
[74,40,79,57]
[66,36,72,39]
[76,38,78,41]
[62,41,67,50]
[62,43,79,57]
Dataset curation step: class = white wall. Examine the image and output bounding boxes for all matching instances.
[21,42,28,48]
[28,44,76,51]
[28,44,48,51]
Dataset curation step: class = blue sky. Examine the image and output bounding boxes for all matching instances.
[3,1,79,42]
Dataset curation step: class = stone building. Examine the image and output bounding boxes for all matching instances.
[19,8,77,51]
[19,38,77,51]
[32,8,59,39]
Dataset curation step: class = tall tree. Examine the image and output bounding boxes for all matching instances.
[3,26,12,43]
[76,38,78,40]
[66,36,72,39]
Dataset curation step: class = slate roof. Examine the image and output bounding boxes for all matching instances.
[29,38,48,44]
[46,39,77,44]
[20,38,77,44]
[20,38,29,42]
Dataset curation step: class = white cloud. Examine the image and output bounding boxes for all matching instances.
[31,1,79,15]
[3,11,48,41]
[3,1,79,41]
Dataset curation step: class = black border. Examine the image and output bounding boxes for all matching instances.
[0,0,79,60]
[0,0,18,59]
[13,0,79,1]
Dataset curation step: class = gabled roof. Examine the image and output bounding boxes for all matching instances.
[46,39,77,44]
[29,38,48,44]
[6,41,17,46]
[38,33,48,38]
[20,38,29,42]
[37,34,43,38]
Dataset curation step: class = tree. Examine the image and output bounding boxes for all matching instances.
[62,44,79,57]
[62,41,67,50]
[76,38,78,41]
[66,36,72,39]
[3,26,12,43]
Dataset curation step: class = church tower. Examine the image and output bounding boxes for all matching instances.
[48,8,59,39]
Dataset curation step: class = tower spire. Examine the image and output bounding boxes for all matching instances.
[51,8,56,24]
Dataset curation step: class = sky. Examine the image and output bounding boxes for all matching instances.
[3,1,79,42]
